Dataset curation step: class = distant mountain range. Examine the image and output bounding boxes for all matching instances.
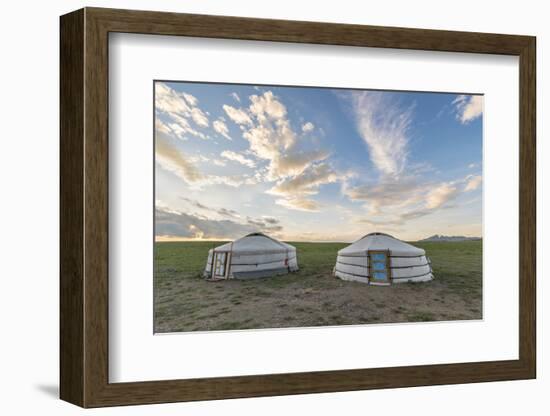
[419,234,482,242]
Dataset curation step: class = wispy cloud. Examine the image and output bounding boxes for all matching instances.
[351,91,412,178]
[246,216,283,231]
[343,176,426,215]
[155,82,193,115]
[425,182,460,209]
[156,133,256,188]
[190,107,209,127]
[223,104,253,125]
[180,197,241,219]
[231,92,241,102]
[453,95,483,124]
[182,92,198,107]
[302,122,315,133]
[346,174,481,227]
[156,206,283,240]
[464,175,482,192]
[267,162,345,212]
[212,158,227,167]
[155,135,203,183]
[213,118,232,140]
[155,82,210,140]
[275,197,321,212]
[342,90,483,228]
[221,150,256,168]
[268,162,341,198]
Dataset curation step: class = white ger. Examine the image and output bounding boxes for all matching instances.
[334,232,433,285]
[204,233,299,280]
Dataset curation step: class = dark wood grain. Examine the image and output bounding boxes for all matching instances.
[60,7,537,408]
[59,8,84,406]
[518,38,536,376]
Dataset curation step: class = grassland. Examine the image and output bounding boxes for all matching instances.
[154,240,482,333]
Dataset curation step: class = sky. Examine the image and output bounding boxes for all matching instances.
[154,81,483,242]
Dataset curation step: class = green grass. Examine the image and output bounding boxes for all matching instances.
[154,240,482,332]
[414,240,483,302]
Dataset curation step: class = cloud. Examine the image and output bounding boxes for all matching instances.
[156,206,282,240]
[453,95,483,124]
[342,90,482,227]
[242,121,296,169]
[346,174,476,226]
[188,154,210,164]
[222,90,338,210]
[218,208,240,218]
[425,183,460,209]
[268,150,331,180]
[350,91,412,178]
[212,158,227,167]
[156,134,255,188]
[464,175,482,191]
[155,135,203,183]
[182,92,198,107]
[225,90,330,179]
[190,107,209,127]
[302,122,315,133]
[343,176,425,214]
[231,92,241,102]
[203,174,258,188]
[221,150,256,168]
[180,197,241,219]
[180,197,209,211]
[275,198,321,212]
[156,208,246,240]
[268,162,341,197]
[155,118,172,136]
[155,82,192,115]
[249,91,287,119]
[213,118,232,140]
[223,104,253,125]
[155,82,210,139]
[246,216,283,232]
[160,114,207,140]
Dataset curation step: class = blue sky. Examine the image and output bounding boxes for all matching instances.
[155,81,482,242]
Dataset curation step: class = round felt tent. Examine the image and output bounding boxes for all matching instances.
[333,232,433,285]
[203,233,299,280]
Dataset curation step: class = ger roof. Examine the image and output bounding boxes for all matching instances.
[338,232,425,257]
[212,233,295,254]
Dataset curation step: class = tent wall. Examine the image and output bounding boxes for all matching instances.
[333,269,370,284]
[203,242,298,279]
[233,267,290,279]
[229,251,297,278]
[334,255,369,268]
[390,256,428,267]
[229,252,288,265]
[391,263,431,278]
[334,251,433,285]
[392,272,433,283]
[334,262,368,277]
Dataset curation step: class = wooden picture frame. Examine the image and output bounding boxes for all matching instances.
[60,7,536,408]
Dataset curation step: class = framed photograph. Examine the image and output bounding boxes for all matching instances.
[60,7,536,408]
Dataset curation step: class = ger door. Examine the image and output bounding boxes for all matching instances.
[213,252,229,279]
[368,250,391,285]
